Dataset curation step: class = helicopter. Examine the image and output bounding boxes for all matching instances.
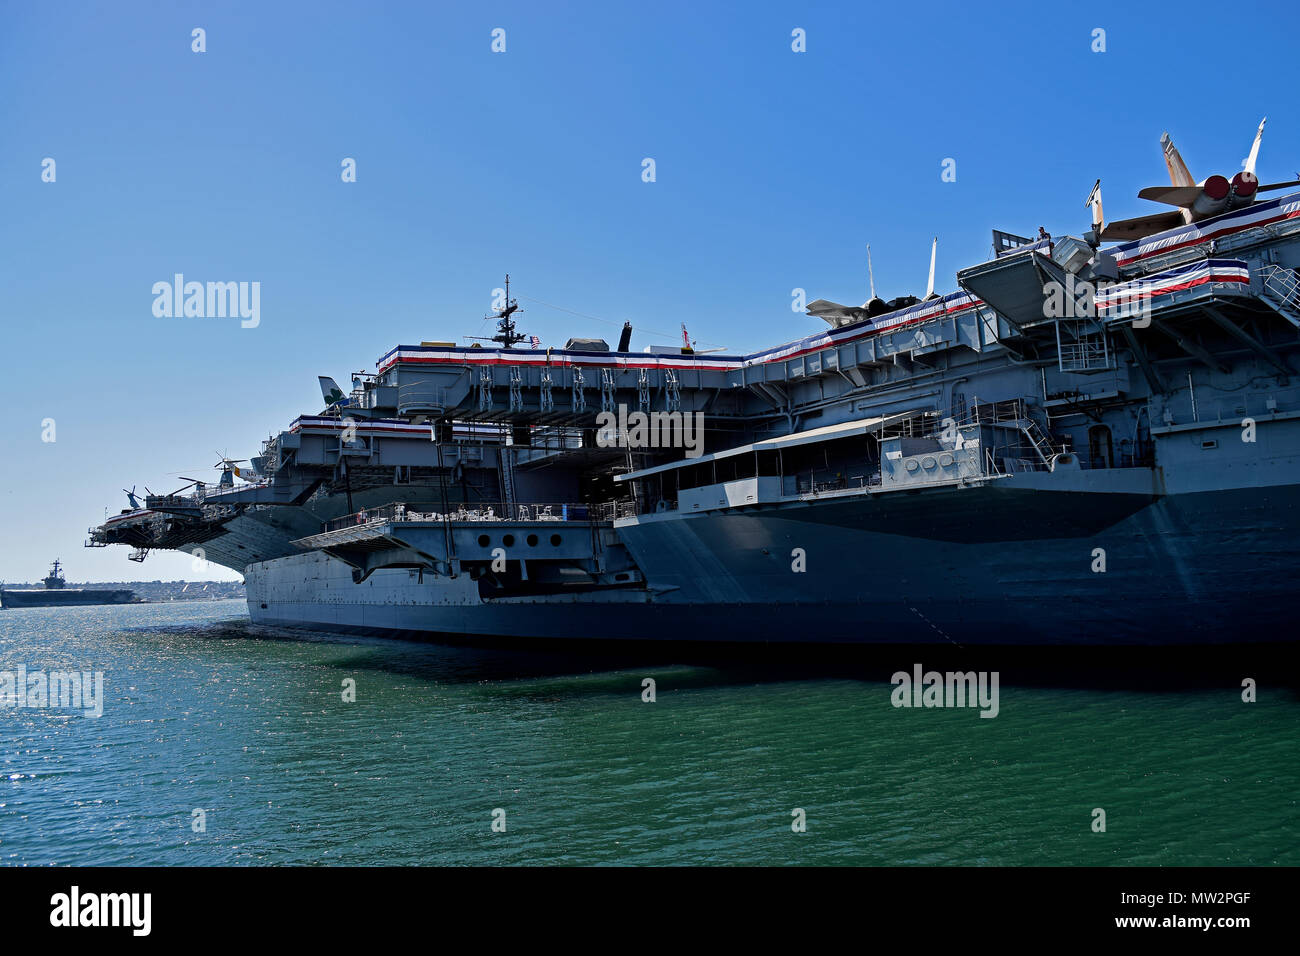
[213,452,251,490]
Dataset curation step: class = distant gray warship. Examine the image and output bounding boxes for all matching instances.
[91,127,1300,645]
[0,560,135,609]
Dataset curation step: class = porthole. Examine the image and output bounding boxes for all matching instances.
[503,534,515,547]
[478,534,490,547]
[550,534,562,546]
[526,534,539,547]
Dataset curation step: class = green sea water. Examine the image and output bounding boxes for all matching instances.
[1,600,1295,865]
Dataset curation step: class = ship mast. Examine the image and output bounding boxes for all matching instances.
[469,274,529,349]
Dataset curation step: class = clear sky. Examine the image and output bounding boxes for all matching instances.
[2,0,1298,582]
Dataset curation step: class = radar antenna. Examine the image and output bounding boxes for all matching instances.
[468,274,530,349]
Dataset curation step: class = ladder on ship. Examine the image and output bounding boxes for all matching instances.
[1256,265,1300,328]
[1016,417,1057,468]
[972,398,1058,469]
[434,438,457,575]
[500,444,517,515]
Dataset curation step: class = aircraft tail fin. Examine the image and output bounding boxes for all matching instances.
[1161,131,1195,187]
[1244,117,1266,177]
[318,376,347,407]
[1085,179,1105,231]
[866,244,876,302]
[925,237,938,299]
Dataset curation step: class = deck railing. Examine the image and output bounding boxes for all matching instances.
[320,500,632,533]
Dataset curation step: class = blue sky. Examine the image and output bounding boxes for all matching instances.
[2,0,1298,582]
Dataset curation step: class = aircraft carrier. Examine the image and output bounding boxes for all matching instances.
[0,560,136,609]
[89,127,1300,645]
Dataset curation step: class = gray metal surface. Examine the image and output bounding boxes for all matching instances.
[89,191,1300,645]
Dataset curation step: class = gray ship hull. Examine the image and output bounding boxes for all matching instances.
[245,478,1300,646]
[91,188,1300,649]
[0,589,135,609]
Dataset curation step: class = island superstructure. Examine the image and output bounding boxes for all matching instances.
[89,142,1300,645]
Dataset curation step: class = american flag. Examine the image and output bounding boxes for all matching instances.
[529,335,541,349]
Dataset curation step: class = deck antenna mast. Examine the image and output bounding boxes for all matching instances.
[469,274,529,349]
[867,244,876,301]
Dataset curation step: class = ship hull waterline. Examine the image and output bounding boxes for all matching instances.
[0,591,135,609]
[243,483,1300,647]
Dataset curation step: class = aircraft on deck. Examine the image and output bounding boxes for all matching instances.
[805,239,941,328]
[1099,119,1300,241]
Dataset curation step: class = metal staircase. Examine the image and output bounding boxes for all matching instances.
[971,398,1059,469]
[1015,417,1057,468]
[1256,265,1300,328]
